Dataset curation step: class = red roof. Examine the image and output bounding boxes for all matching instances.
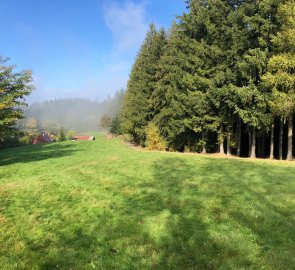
[32,134,53,144]
[72,136,94,141]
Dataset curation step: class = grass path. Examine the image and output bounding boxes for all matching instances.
[0,136,295,269]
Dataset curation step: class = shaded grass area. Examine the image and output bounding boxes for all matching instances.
[0,136,295,269]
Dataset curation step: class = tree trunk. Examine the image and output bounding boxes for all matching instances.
[287,115,293,161]
[250,128,256,158]
[270,121,274,159]
[187,137,191,153]
[219,126,224,154]
[202,133,206,154]
[279,119,283,160]
[227,132,231,156]
[237,118,241,157]
[219,141,224,154]
[248,126,251,157]
[202,146,207,154]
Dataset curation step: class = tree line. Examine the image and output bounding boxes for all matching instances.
[120,0,295,160]
[20,90,124,133]
[0,55,125,148]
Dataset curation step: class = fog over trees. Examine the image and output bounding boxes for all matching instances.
[18,90,124,133]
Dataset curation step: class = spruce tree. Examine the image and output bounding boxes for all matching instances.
[182,0,242,155]
[152,22,199,151]
[110,115,122,135]
[121,25,166,145]
[263,0,295,160]
[229,0,280,158]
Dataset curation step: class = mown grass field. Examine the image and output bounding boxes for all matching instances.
[0,135,294,270]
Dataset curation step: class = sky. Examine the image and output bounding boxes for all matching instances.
[0,0,187,103]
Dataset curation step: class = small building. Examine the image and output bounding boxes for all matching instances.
[32,133,54,144]
[72,136,95,141]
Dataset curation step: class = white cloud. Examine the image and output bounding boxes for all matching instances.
[91,0,150,99]
[30,1,151,103]
[103,0,149,56]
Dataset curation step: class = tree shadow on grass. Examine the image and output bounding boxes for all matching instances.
[0,143,81,166]
[118,157,215,269]
[34,157,213,270]
[5,155,294,269]
[124,157,295,269]
[198,158,295,269]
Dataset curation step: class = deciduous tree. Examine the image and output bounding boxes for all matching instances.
[0,57,33,140]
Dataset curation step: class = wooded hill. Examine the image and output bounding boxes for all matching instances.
[18,90,124,133]
[121,0,295,160]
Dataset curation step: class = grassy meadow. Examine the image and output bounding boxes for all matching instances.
[0,135,295,269]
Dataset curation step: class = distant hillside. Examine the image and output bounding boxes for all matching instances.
[19,90,124,132]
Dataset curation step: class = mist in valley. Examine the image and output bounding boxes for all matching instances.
[18,90,124,133]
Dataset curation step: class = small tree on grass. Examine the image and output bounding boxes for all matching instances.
[110,115,122,135]
[66,130,75,140]
[58,127,66,141]
[26,117,39,139]
[100,114,112,131]
[146,122,166,151]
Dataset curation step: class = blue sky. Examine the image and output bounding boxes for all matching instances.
[0,0,186,103]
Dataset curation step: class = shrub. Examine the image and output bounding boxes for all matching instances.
[100,114,112,131]
[110,115,122,135]
[0,134,33,148]
[0,136,21,148]
[67,130,75,140]
[118,134,132,142]
[145,123,167,151]
[58,127,66,141]
[19,135,32,145]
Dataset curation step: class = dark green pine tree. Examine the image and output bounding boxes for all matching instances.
[110,114,122,135]
[262,0,295,160]
[121,24,167,145]
[206,0,248,156]
[230,0,280,158]
[180,0,239,155]
[151,22,198,151]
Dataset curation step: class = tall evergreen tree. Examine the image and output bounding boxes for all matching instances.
[263,0,295,160]
[229,0,280,158]
[152,22,200,151]
[121,24,167,145]
[182,0,244,155]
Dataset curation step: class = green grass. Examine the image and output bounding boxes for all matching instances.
[0,136,295,270]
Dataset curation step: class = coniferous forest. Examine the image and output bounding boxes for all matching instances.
[121,0,295,160]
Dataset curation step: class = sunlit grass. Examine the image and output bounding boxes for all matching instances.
[0,136,294,269]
